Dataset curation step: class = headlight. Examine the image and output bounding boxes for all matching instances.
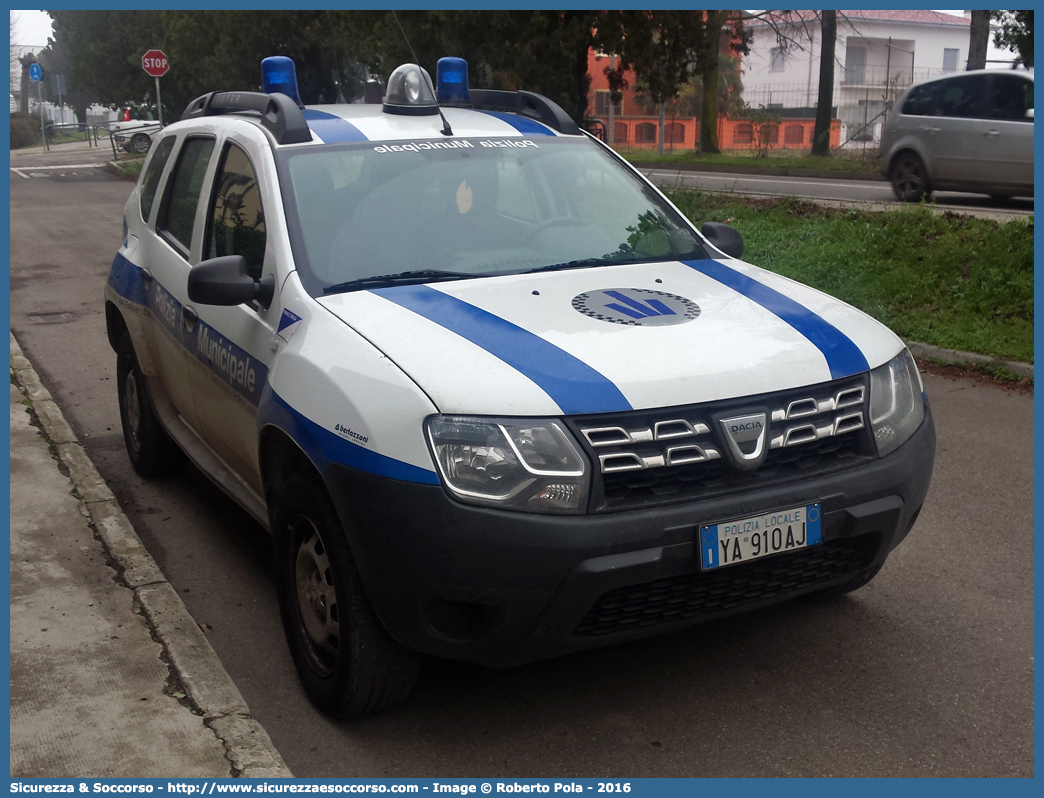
[869,349,925,457]
[426,416,590,514]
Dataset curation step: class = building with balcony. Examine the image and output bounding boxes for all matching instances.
[742,10,973,148]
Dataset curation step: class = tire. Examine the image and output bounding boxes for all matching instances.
[130,133,152,155]
[806,564,883,600]
[890,151,931,202]
[273,473,420,718]
[116,332,179,477]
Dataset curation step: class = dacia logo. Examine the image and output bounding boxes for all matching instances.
[719,412,768,471]
[729,420,763,433]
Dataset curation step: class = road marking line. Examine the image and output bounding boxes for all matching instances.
[10,168,30,179]
[9,163,105,170]
[645,169,883,192]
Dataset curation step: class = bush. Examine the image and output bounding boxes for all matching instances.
[10,112,41,149]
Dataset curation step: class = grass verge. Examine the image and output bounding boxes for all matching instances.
[664,190,1034,364]
[111,159,144,180]
[622,150,880,176]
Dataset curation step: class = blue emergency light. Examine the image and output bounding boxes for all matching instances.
[261,56,301,105]
[436,57,469,106]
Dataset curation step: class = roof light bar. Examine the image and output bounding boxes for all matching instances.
[261,56,301,106]
[436,57,469,106]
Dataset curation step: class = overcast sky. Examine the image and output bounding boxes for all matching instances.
[11,9,52,47]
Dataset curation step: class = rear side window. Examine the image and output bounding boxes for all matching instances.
[161,137,215,254]
[903,75,987,118]
[990,75,1033,120]
[205,143,267,279]
[138,136,176,224]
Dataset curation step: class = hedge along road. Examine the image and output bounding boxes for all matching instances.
[8,164,1032,777]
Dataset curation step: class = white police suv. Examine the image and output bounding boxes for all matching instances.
[105,57,935,717]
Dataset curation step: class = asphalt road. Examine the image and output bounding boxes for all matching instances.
[643,168,1035,222]
[8,165,1033,777]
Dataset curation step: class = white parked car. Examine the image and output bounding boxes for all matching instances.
[105,56,936,717]
[111,112,162,155]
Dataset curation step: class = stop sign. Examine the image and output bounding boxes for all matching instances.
[141,49,169,78]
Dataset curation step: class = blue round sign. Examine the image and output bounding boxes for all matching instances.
[28,63,43,82]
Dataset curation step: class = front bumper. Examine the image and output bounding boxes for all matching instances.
[323,406,935,667]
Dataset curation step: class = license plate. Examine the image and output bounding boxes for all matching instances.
[699,503,822,570]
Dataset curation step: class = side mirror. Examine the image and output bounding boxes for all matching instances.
[188,255,274,308]
[701,222,744,259]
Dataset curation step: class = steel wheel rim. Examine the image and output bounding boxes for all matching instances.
[124,370,142,452]
[293,516,339,675]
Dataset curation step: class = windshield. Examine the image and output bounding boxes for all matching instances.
[278,136,708,296]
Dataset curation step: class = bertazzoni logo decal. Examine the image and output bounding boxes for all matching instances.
[572,288,701,327]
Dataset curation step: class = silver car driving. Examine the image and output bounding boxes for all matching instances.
[881,69,1033,201]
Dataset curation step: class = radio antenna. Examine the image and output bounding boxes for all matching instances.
[392,10,453,136]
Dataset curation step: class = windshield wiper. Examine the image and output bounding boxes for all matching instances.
[527,248,709,275]
[322,269,477,295]
[525,257,640,275]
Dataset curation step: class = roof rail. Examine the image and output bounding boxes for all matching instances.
[180,91,312,145]
[469,89,581,135]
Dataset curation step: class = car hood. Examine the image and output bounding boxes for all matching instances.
[317,258,904,417]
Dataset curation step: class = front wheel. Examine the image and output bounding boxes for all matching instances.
[116,332,179,477]
[273,473,420,718]
[130,133,152,155]
[890,152,931,202]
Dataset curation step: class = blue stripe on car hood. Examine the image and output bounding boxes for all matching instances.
[371,284,631,415]
[683,259,869,379]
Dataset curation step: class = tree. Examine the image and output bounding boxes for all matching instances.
[10,11,18,92]
[696,11,748,154]
[597,11,704,155]
[46,10,602,125]
[810,10,835,156]
[18,51,36,115]
[677,51,744,119]
[430,10,599,125]
[994,10,1033,68]
[47,11,168,114]
[968,10,990,70]
[37,23,98,126]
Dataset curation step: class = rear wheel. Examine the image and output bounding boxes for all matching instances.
[890,152,931,202]
[116,332,178,477]
[273,473,420,718]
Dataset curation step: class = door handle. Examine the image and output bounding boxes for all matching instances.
[920,126,940,134]
[182,306,198,332]
[984,130,1000,137]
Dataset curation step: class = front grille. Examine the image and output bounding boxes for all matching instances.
[567,375,875,512]
[573,534,878,637]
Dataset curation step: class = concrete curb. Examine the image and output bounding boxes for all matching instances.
[906,340,1033,378]
[10,332,293,779]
